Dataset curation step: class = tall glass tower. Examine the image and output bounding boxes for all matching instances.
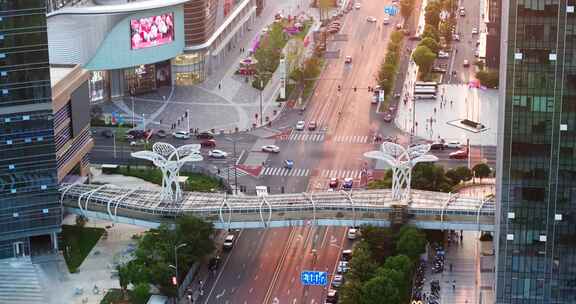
[0,0,61,258]
[496,0,576,302]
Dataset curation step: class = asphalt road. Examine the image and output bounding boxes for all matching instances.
[449,0,482,84]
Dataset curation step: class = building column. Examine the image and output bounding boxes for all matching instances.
[51,232,59,252]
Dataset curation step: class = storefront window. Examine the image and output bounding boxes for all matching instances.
[124,64,157,95]
[171,52,206,86]
[173,53,202,65]
[89,71,109,103]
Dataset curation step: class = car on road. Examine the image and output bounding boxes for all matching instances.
[101,129,113,138]
[308,121,317,131]
[463,59,470,67]
[474,49,480,57]
[295,120,305,131]
[354,3,361,9]
[156,129,167,138]
[382,16,390,25]
[127,129,147,140]
[328,27,339,34]
[366,16,377,23]
[332,275,344,288]
[261,144,280,153]
[173,130,191,139]
[329,178,339,188]
[200,139,216,148]
[223,234,235,250]
[341,249,353,261]
[396,23,403,30]
[459,6,465,16]
[197,131,214,139]
[345,56,352,64]
[208,256,221,270]
[438,51,450,58]
[326,289,339,303]
[283,159,294,169]
[347,227,358,240]
[472,27,478,35]
[208,149,228,159]
[432,67,447,73]
[445,140,461,149]
[449,149,468,159]
[430,142,445,150]
[409,34,421,41]
[383,112,393,123]
[337,261,350,274]
[453,33,460,41]
[343,177,353,190]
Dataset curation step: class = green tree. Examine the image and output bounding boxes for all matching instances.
[396,227,426,260]
[285,40,305,75]
[419,37,440,54]
[412,45,436,75]
[390,31,404,44]
[361,275,401,304]
[132,282,151,304]
[473,163,492,181]
[445,168,462,185]
[348,242,378,282]
[476,70,499,88]
[360,225,396,263]
[374,267,409,302]
[382,255,413,278]
[318,0,335,21]
[439,21,453,45]
[411,163,453,192]
[424,0,442,29]
[400,0,415,20]
[339,279,363,304]
[117,265,130,299]
[455,166,473,182]
[421,24,440,41]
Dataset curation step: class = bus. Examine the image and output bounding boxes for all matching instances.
[415,81,439,88]
[414,87,437,94]
[414,93,437,100]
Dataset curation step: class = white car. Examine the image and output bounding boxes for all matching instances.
[208,149,228,158]
[337,261,349,273]
[172,130,191,139]
[261,145,280,153]
[438,51,450,58]
[332,275,344,288]
[472,27,478,35]
[295,120,305,131]
[382,16,390,25]
[445,141,461,149]
[474,49,480,57]
[347,227,358,240]
[366,16,377,23]
[453,34,460,41]
[354,3,361,9]
[223,234,235,250]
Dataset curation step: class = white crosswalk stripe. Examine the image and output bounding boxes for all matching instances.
[321,169,364,179]
[261,167,310,177]
[333,135,370,144]
[285,132,325,142]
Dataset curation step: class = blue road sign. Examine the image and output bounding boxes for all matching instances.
[300,271,328,286]
[384,5,399,16]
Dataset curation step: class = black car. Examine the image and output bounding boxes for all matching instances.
[101,129,113,138]
[208,256,221,271]
[430,142,445,150]
[197,131,214,140]
[156,129,167,138]
[127,129,146,139]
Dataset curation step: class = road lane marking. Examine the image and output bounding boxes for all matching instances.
[262,227,297,304]
[203,229,243,304]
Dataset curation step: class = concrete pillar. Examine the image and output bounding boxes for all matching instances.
[51,232,59,252]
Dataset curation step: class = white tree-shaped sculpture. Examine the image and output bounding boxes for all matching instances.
[131,143,203,204]
[364,142,438,203]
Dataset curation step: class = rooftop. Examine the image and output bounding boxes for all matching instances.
[47,0,189,16]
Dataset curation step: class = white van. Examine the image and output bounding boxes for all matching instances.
[347,227,358,240]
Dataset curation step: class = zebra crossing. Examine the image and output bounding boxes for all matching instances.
[321,169,365,179]
[333,135,372,144]
[216,167,248,180]
[285,132,325,142]
[261,167,310,177]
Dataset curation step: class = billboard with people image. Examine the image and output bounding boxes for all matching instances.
[130,13,175,50]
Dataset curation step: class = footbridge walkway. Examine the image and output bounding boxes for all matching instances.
[60,183,496,231]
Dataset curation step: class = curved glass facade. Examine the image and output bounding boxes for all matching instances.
[172,52,207,85]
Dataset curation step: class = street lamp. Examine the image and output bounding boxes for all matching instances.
[173,243,188,300]
[225,137,243,194]
[259,79,264,126]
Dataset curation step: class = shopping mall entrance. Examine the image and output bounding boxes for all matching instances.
[124,60,172,96]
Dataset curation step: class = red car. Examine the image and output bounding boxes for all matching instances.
[449,149,468,159]
[200,139,216,148]
[329,178,339,188]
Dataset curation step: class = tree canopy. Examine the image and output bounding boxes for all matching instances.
[473,163,492,180]
[361,275,401,304]
[412,45,437,75]
[396,226,427,260]
[419,37,441,54]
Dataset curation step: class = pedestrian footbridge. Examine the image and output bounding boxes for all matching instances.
[60,183,496,231]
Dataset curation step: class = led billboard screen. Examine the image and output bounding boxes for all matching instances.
[130,13,174,50]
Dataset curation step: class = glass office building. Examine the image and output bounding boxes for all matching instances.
[0,0,61,258]
[497,0,576,302]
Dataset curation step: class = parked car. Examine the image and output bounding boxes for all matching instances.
[459,7,465,16]
[366,16,377,23]
[200,139,216,148]
[295,121,305,131]
[156,129,167,138]
[261,144,280,153]
[337,261,349,273]
[354,3,361,9]
[396,23,403,29]
[463,59,470,67]
[173,130,191,139]
[223,234,235,250]
[326,289,339,303]
[438,51,450,58]
[453,34,460,41]
[347,227,358,240]
[308,121,317,131]
[332,275,344,288]
[341,249,353,261]
[409,34,421,41]
[432,67,447,73]
[329,178,339,188]
[445,140,461,149]
[208,256,221,270]
[197,131,214,139]
[382,16,390,25]
[283,159,294,169]
[449,149,468,159]
[383,112,393,123]
[345,56,353,64]
[472,27,478,35]
[474,49,480,57]
[127,129,146,139]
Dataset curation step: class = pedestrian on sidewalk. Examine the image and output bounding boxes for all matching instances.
[434,107,437,114]
[218,82,221,90]
[452,282,456,291]
[450,263,453,272]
